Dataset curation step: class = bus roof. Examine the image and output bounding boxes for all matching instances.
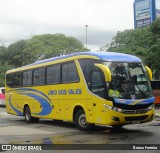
[6,52,142,73]
[34,51,141,65]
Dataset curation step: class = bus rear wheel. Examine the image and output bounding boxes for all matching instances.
[24,106,39,123]
[75,110,94,131]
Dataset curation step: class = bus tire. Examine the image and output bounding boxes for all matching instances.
[75,110,94,131]
[24,106,39,123]
[112,125,123,129]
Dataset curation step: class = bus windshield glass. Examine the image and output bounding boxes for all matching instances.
[103,62,152,99]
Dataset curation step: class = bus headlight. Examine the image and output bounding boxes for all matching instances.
[147,104,154,111]
[116,108,123,112]
[104,104,123,113]
[103,104,112,110]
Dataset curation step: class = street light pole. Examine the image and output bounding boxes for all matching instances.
[85,25,88,49]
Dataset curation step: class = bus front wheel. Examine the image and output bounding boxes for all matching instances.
[24,106,39,123]
[112,125,123,129]
[75,110,94,130]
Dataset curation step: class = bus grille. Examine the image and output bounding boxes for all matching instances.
[125,115,148,121]
[114,103,151,110]
[122,109,148,114]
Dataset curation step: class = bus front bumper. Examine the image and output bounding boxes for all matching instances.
[105,105,154,126]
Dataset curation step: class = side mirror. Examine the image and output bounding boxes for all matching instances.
[94,63,111,82]
[145,66,152,81]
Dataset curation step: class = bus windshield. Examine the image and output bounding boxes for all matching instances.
[103,62,153,99]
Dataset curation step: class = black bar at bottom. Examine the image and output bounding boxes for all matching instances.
[0,144,160,151]
[42,144,160,150]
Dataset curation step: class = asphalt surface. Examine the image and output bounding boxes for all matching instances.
[0,106,160,153]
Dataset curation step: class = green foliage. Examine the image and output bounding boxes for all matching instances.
[109,27,153,60]
[3,40,29,67]
[108,18,160,79]
[25,34,88,60]
[0,33,88,85]
[3,34,88,67]
[150,17,160,40]
[0,62,14,86]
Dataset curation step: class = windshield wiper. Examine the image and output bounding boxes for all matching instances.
[134,84,147,98]
[126,68,147,99]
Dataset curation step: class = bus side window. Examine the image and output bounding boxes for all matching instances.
[33,69,39,85]
[14,72,22,87]
[46,66,53,84]
[46,65,60,84]
[22,70,32,86]
[78,59,99,88]
[62,62,79,83]
[91,70,106,98]
[6,73,14,88]
[33,68,45,85]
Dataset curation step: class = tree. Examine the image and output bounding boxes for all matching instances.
[108,21,160,79]
[0,45,7,61]
[108,27,153,61]
[145,18,160,79]
[3,40,31,67]
[25,33,88,60]
[0,62,14,86]
[4,34,88,67]
[150,17,160,41]
[0,45,13,86]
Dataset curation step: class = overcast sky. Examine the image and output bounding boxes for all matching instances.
[0,0,134,50]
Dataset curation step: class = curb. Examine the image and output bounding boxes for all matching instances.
[155,114,160,118]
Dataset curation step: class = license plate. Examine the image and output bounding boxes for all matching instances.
[132,120,140,124]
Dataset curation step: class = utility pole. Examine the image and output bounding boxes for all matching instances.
[85,25,88,49]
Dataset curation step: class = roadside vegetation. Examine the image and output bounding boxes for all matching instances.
[0,34,88,86]
[108,17,160,79]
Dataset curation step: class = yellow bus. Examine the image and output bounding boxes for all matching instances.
[5,52,155,130]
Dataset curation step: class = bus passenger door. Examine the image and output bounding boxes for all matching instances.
[90,70,107,124]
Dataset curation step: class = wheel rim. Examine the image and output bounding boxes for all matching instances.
[78,113,88,127]
[25,109,30,121]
